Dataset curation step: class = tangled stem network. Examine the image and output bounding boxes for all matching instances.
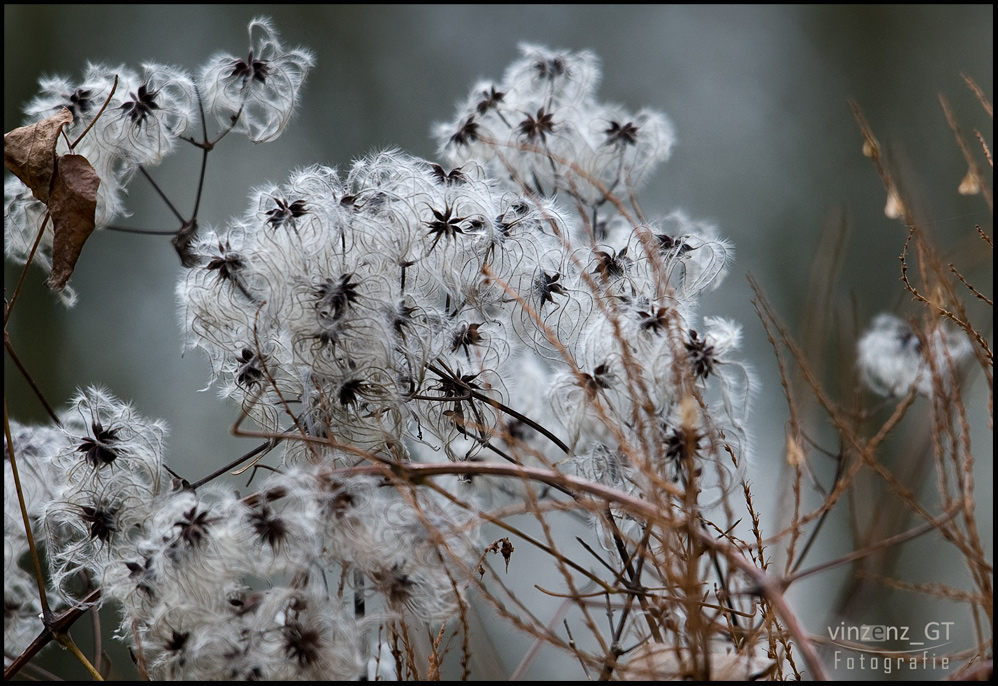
[4,15,992,682]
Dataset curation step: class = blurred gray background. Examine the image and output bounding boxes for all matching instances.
[5,5,992,680]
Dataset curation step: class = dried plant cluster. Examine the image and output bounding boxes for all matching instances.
[4,18,993,681]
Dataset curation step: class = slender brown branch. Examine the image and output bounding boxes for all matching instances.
[3,398,51,618]
[950,263,993,306]
[939,94,992,214]
[4,337,60,424]
[70,75,118,149]
[783,504,961,586]
[5,212,51,328]
[962,73,993,118]
[138,166,186,224]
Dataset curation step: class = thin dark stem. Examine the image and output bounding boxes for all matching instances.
[90,603,102,676]
[184,103,242,149]
[783,505,960,586]
[603,507,663,645]
[138,166,186,224]
[189,437,281,489]
[2,588,101,681]
[709,543,741,637]
[5,213,50,328]
[4,338,60,425]
[8,658,61,681]
[70,75,118,149]
[610,525,654,648]
[789,446,846,575]
[576,536,619,575]
[480,439,518,465]
[104,225,179,236]
[471,388,571,455]
[425,362,570,455]
[190,86,211,219]
[3,399,52,619]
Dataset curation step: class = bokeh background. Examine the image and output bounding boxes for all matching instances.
[5,5,992,680]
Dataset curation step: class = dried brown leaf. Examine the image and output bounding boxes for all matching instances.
[499,537,514,572]
[46,154,100,292]
[485,537,515,573]
[3,108,73,204]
